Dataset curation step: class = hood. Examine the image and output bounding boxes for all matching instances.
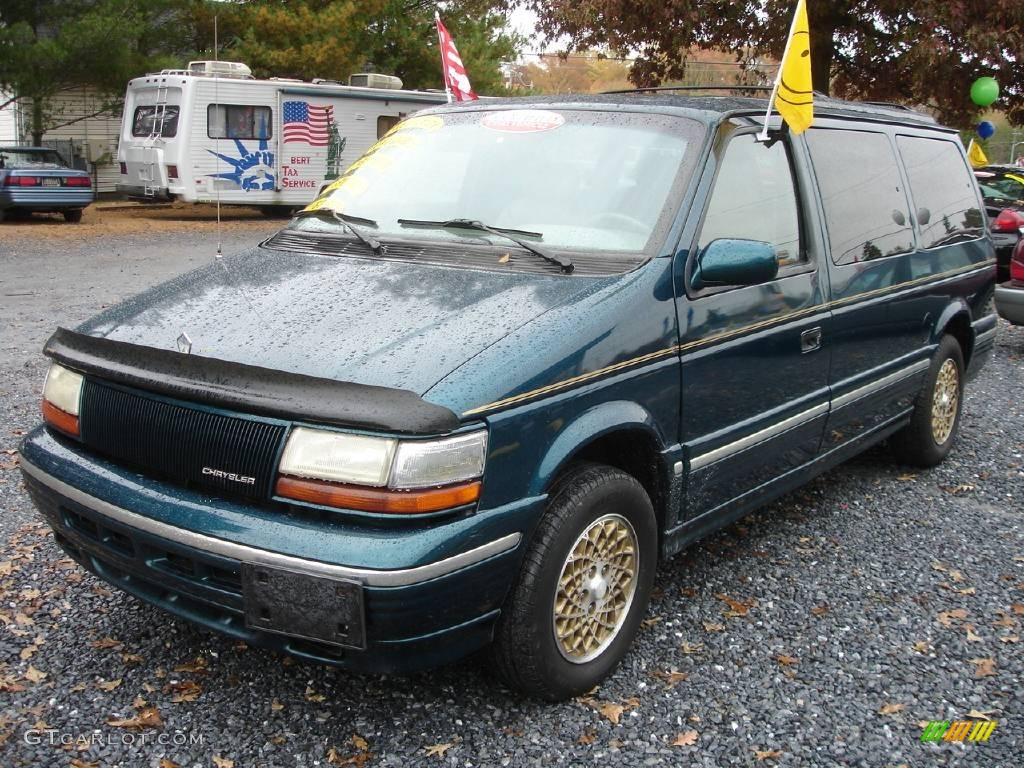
[76,246,599,396]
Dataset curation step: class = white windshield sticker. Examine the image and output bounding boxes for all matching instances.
[481,110,565,133]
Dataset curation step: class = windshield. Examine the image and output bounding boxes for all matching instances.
[292,109,702,254]
[0,149,67,168]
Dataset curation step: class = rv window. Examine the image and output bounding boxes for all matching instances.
[377,115,402,139]
[207,105,273,140]
[132,106,180,138]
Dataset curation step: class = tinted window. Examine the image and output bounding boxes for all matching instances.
[806,129,913,265]
[207,105,272,140]
[898,136,985,248]
[377,115,401,138]
[697,133,802,266]
[132,106,179,138]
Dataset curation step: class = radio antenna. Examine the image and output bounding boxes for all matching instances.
[214,13,222,258]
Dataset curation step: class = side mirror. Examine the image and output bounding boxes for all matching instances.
[691,238,779,292]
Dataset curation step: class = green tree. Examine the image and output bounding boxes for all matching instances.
[0,0,190,143]
[491,0,1024,126]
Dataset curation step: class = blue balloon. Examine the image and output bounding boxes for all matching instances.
[978,121,996,139]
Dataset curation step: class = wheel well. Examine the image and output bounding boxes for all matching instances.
[943,313,972,366]
[556,430,669,535]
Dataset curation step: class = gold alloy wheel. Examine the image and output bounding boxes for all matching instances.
[552,513,638,664]
[931,358,960,445]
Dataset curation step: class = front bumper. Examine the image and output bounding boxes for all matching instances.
[20,427,540,673]
[995,283,1024,326]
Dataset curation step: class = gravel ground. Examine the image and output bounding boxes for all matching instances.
[1,221,1022,767]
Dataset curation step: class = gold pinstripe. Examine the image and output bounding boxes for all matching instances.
[462,259,995,417]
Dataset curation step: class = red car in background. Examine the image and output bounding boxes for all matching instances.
[995,237,1024,325]
[975,166,1024,282]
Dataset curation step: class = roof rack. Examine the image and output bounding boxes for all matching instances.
[601,85,773,95]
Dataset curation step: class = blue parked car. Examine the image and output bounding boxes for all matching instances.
[0,146,94,223]
[20,94,997,699]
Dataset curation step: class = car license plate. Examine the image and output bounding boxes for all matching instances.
[41,178,60,187]
[241,563,365,649]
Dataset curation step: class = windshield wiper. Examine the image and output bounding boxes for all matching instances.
[293,209,384,255]
[397,218,574,273]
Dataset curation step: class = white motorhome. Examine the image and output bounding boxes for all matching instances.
[116,61,447,210]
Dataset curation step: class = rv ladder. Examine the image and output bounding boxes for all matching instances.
[142,81,170,197]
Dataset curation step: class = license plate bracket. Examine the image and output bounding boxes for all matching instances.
[241,563,365,649]
[41,178,60,187]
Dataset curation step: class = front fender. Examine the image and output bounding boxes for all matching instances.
[534,400,670,496]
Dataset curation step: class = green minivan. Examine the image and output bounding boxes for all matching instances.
[21,92,997,699]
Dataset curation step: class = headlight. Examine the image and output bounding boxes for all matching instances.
[275,428,487,514]
[41,363,83,437]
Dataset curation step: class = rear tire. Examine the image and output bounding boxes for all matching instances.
[0,208,6,223]
[63,209,83,223]
[491,464,658,700]
[260,205,295,218]
[890,334,965,467]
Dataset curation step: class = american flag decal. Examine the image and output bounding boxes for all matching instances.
[283,101,334,146]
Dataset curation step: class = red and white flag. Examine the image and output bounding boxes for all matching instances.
[435,13,478,102]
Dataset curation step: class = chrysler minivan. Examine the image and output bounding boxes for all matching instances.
[20,93,997,700]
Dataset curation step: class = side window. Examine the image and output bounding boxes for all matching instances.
[806,129,913,265]
[697,133,802,267]
[207,105,272,140]
[897,136,984,248]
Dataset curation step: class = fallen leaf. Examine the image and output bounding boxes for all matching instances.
[270,735,287,746]
[965,626,983,643]
[107,706,162,729]
[878,703,905,715]
[999,634,1019,643]
[702,621,725,632]
[70,760,99,768]
[937,608,968,627]
[212,757,234,768]
[20,588,41,600]
[498,253,510,264]
[173,657,208,674]
[598,701,625,725]
[641,616,662,628]
[90,636,122,649]
[652,669,688,689]
[754,749,783,761]
[304,686,326,704]
[121,653,144,665]
[940,483,975,495]
[19,644,38,661]
[811,604,830,616]
[776,654,799,666]
[681,641,703,654]
[896,474,917,481]
[70,682,87,692]
[971,658,997,678]
[672,730,699,746]
[577,731,597,745]
[352,734,369,752]
[608,739,624,749]
[24,666,47,683]
[949,570,966,583]
[271,699,284,712]
[715,593,756,618]
[912,641,930,653]
[132,695,147,709]
[158,760,181,768]
[958,587,977,596]
[967,709,998,720]
[167,680,202,703]
[1012,604,1024,615]
[424,743,453,758]
[96,679,123,692]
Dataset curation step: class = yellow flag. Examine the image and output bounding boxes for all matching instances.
[775,0,814,134]
[967,139,989,169]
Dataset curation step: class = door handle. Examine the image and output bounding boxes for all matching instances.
[800,327,822,353]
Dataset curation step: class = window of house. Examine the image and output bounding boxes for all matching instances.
[897,136,984,249]
[207,105,272,140]
[806,129,913,265]
[377,115,403,139]
[697,133,802,268]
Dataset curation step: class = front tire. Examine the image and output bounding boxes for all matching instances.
[890,334,965,467]
[492,464,657,700]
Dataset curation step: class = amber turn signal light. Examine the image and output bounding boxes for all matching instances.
[275,475,481,514]
[42,398,80,437]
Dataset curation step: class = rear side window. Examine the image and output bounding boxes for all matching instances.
[208,105,272,140]
[132,106,179,138]
[806,129,913,265]
[897,136,984,248]
[697,133,802,266]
